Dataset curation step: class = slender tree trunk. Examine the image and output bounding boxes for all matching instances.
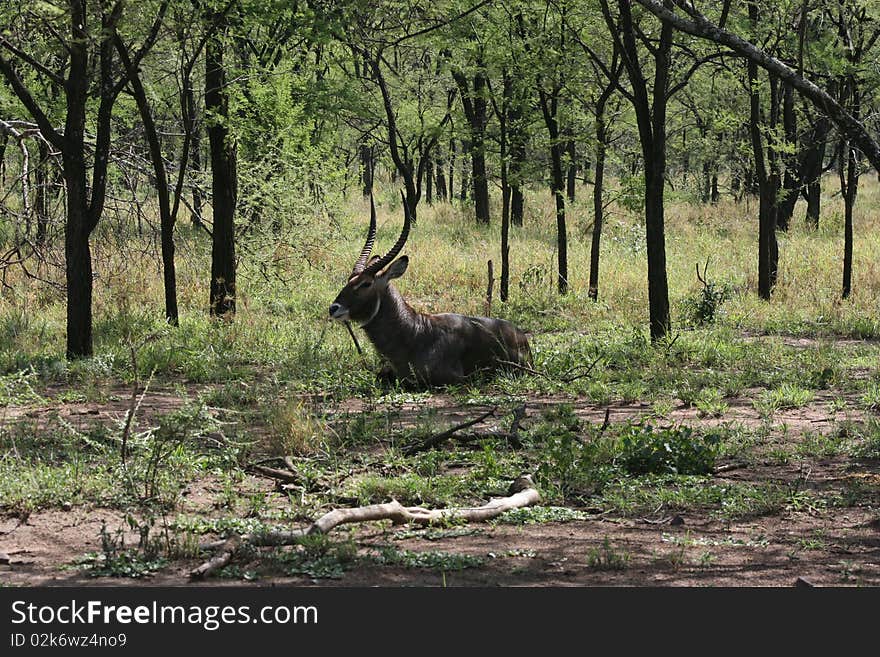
[435,146,447,200]
[0,132,7,183]
[509,124,525,228]
[119,37,179,326]
[62,12,95,360]
[777,83,797,231]
[359,141,373,197]
[448,138,455,200]
[747,6,778,301]
[184,83,204,227]
[499,73,512,302]
[206,13,237,317]
[801,114,830,229]
[566,134,577,202]
[589,107,608,301]
[452,68,490,224]
[539,88,567,295]
[425,155,433,205]
[612,0,671,339]
[459,140,470,202]
[471,72,490,224]
[841,141,857,299]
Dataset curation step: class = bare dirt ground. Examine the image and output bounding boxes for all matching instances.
[2,377,880,587]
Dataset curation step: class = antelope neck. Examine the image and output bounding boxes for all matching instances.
[360,297,382,328]
[361,286,422,357]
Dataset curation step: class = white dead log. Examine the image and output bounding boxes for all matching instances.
[189,481,540,579]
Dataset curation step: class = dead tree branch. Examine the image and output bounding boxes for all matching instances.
[190,481,540,579]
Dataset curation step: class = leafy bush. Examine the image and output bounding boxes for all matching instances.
[681,280,731,326]
[532,405,621,499]
[620,424,720,476]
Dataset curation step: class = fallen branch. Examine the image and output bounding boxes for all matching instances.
[403,406,497,456]
[248,464,300,484]
[189,480,540,579]
[190,535,240,580]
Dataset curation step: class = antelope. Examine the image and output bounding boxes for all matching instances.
[329,194,532,387]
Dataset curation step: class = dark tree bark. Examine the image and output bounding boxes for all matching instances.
[425,155,433,205]
[452,66,491,224]
[601,0,672,339]
[116,35,179,326]
[448,138,455,200]
[588,89,612,302]
[184,81,205,227]
[435,146,447,200]
[538,86,568,295]
[839,138,857,299]
[566,131,577,202]
[801,114,830,228]
[205,9,237,317]
[458,139,470,202]
[776,83,797,232]
[0,0,165,358]
[0,132,7,183]
[359,142,374,197]
[493,71,516,302]
[508,88,526,227]
[748,47,779,300]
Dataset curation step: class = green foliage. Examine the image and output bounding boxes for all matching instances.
[532,405,621,500]
[373,547,484,571]
[495,506,589,525]
[620,424,720,476]
[681,279,731,326]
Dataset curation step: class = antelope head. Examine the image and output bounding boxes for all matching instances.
[329,192,411,326]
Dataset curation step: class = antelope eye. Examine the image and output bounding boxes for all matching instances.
[356,281,373,290]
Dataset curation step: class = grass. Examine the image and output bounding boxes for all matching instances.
[3,176,880,581]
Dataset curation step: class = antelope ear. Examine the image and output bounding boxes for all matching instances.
[379,256,409,281]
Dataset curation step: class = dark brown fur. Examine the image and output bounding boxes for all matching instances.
[330,256,532,387]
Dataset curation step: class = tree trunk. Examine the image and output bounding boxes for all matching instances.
[589,108,608,302]
[359,141,373,197]
[448,138,455,200]
[63,153,93,359]
[612,0,671,340]
[119,37,179,326]
[471,73,490,224]
[747,6,778,301]
[425,155,433,205]
[539,88,567,295]
[566,133,577,202]
[777,83,797,231]
[206,13,237,317]
[459,140,470,202]
[435,146,447,200]
[499,73,512,302]
[801,115,830,229]
[184,82,204,227]
[452,68,490,224]
[841,142,856,299]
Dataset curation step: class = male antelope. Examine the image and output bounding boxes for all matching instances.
[329,195,532,387]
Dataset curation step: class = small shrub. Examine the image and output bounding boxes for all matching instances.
[620,424,720,476]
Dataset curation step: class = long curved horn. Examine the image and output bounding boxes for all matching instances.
[352,192,378,275]
[363,190,411,276]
